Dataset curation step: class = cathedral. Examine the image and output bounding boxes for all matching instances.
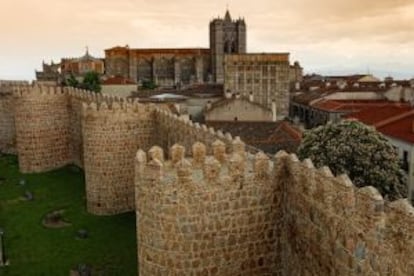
[35,9,302,119]
[104,10,247,86]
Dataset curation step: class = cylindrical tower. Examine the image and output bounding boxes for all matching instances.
[14,85,71,173]
[82,100,153,215]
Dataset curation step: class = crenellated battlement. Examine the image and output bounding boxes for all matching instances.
[275,151,414,275]
[135,141,279,275]
[3,83,414,275]
[12,84,65,98]
[81,99,149,116]
[136,141,271,194]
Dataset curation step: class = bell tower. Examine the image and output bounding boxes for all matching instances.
[210,10,246,83]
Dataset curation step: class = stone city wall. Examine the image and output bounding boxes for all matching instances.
[66,87,114,168]
[135,145,414,275]
[82,99,155,215]
[277,152,414,275]
[153,108,234,155]
[0,84,17,154]
[1,84,236,216]
[135,141,283,275]
[14,85,72,173]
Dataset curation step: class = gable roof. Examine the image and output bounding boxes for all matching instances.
[205,97,271,114]
[345,103,412,126]
[377,113,414,144]
[206,121,302,154]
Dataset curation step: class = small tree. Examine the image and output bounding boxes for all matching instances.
[297,120,407,200]
[65,74,79,88]
[141,80,157,90]
[81,71,101,93]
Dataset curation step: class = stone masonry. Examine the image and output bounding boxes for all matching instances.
[0,84,17,154]
[3,84,233,215]
[14,85,71,173]
[135,142,414,275]
[135,142,281,275]
[2,84,414,275]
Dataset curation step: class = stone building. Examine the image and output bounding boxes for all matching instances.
[36,49,105,83]
[224,53,290,119]
[60,48,105,78]
[289,61,303,90]
[35,61,60,84]
[210,10,246,83]
[104,10,247,88]
[104,47,210,88]
[204,96,276,122]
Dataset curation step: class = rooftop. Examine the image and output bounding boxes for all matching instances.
[102,76,137,85]
[206,121,302,154]
[378,113,414,144]
[345,103,412,126]
[313,100,397,113]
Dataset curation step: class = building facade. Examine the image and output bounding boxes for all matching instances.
[209,10,247,83]
[61,49,105,77]
[104,10,247,87]
[36,49,105,84]
[224,53,291,119]
[104,47,211,88]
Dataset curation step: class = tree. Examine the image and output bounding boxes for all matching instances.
[141,80,157,90]
[65,74,79,88]
[297,120,407,200]
[80,71,101,93]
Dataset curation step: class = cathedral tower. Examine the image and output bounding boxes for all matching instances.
[210,10,246,83]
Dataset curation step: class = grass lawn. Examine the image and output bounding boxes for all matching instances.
[0,155,137,276]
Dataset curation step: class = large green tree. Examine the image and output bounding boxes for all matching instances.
[297,120,407,200]
[80,71,101,93]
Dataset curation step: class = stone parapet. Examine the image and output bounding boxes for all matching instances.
[14,85,71,172]
[82,100,154,215]
[277,152,414,275]
[135,142,281,275]
[0,84,18,154]
[153,107,235,155]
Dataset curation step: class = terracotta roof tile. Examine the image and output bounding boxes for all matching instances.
[206,121,302,154]
[345,103,412,126]
[378,113,414,144]
[103,76,137,85]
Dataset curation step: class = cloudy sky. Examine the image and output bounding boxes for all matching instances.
[1,0,414,80]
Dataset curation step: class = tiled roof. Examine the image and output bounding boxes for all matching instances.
[205,96,271,114]
[378,113,414,144]
[313,100,394,113]
[343,103,414,144]
[292,91,329,105]
[345,103,412,126]
[102,76,137,85]
[206,121,302,154]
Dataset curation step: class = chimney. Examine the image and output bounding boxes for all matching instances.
[249,91,254,102]
[272,99,277,122]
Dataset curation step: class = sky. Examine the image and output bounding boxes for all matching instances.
[1,0,414,80]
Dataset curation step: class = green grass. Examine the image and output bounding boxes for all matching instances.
[0,155,137,276]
